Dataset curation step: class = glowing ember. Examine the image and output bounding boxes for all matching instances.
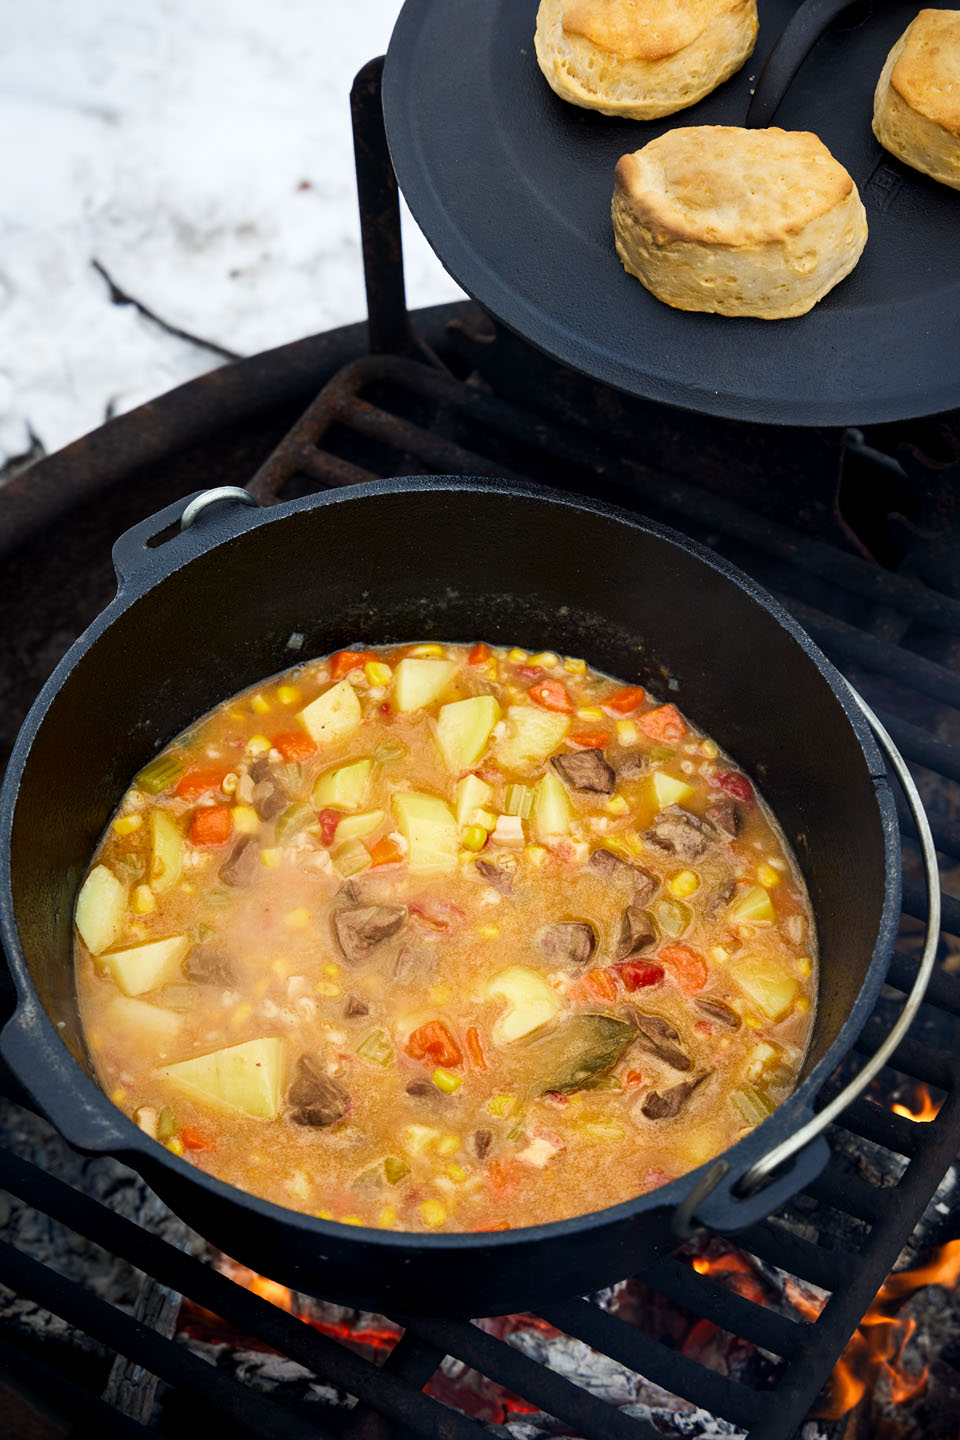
[891,1084,942,1124]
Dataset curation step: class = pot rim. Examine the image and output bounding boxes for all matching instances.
[0,474,902,1250]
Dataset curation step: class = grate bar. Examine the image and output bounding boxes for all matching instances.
[801,1159,889,1227]
[832,1098,931,1158]
[851,1022,955,1093]
[0,1238,328,1440]
[632,1255,806,1359]
[397,1315,662,1440]
[902,874,960,934]
[876,709,960,785]
[734,1222,853,1293]
[538,1296,771,1428]
[340,393,527,485]
[887,951,960,1016]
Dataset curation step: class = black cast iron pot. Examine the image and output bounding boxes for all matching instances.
[0,477,902,1317]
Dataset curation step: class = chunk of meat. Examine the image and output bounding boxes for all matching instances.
[248,758,270,783]
[631,1013,691,1071]
[551,751,616,794]
[333,904,407,963]
[615,752,647,781]
[252,778,287,822]
[476,859,514,896]
[392,943,434,984]
[640,1072,710,1120]
[219,836,261,887]
[644,806,714,860]
[616,903,657,959]
[707,799,740,837]
[344,994,370,1018]
[703,876,735,920]
[474,1128,493,1160]
[289,1055,349,1127]
[185,945,235,987]
[695,997,741,1029]
[538,922,596,968]
[405,1079,437,1098]
[589,849,659,905]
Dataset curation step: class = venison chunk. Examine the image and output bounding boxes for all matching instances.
[334,904,407,963]
[474,1129,493,1160]
[704,875,735,920]
[405,1080,436,1097]
[248,758,270,783]
[219,836,260,887]
[632,1013,691,1072]
[393,942,434,984]
[695,997,741,1029]
[641,1073,710,1120]
[616,904,657,959]
[552,750,616,794]
[707,799,740,837]
[538,922,596,968]
[615,752,647,781]
[344,994,370,1019]
[252,778,286,821]
[185,946,235,987]
[289,1055,349,1127]
[589,849,659,905]
[644,806,714,860]
[476,859,513,895]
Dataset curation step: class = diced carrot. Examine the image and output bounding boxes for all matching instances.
[189,805,232,847]
[273,731,317,763]
[316,808,342,846]
[567,730,609,749]
[487,1158,521,1198]
[637,703,687,744]
[476,1220,511,1231]
[658,943,708,994]
[528,679,573,713]
[180,1126,211,1151]
[405,1021,462,1067]
[174,767,227,799]
[625,1070,644,1086]
[368,835,404,868]
[465,1026,487,1072]
[468,643,491,664]
[578,969,617,1003]
[604,686,646,715]
[330,649,378,679]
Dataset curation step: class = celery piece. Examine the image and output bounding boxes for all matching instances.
[135,754,184,795]
[332,837,372,878]
[357,1030,394,1067]
[273,762,303,795]
[731,1086,776,1126]
[275,802,314,843]
[202,890,232,908]
[157,1106,177,1142]
[384,1156,411,1185]
[651,897,691,937]
[648,746,674,763]
[375,739,408,764]
[504,784,534,819]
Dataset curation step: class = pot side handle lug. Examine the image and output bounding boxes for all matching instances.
[112,487,260,591]
[672,1133,831,1240]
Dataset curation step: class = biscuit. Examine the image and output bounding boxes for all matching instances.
[873,9,960,191]
[534,0,758,120]
[612,127,868,319]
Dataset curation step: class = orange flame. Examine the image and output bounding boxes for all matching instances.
[892,1084,942,1124]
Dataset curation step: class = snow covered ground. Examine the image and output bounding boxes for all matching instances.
[0,0,463,468]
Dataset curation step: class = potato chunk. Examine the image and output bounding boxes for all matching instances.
[312,758,372,810]
[298,680,362,745]
[651,771,694,808]
[436,695,501,771]
[393,658,457,712]
[486,965,559,1044]
[75,864,127,956]
[391,792,458,873]
[161,1037,287,1118]
[100,935,190,997]
[729,954,798,1021]
[496,706,570,771]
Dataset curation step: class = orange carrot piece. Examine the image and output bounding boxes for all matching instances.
[330,649,377,679]
[488,1158,521,1198]
[528,679,573,713]
[658,943,708,994]
[604,686,646,715]
[273,731,317,763]
[174,766,227,798]
[368,835,404,867]
[189,805,232,847]
[476,1220,511,1231]
[567,730,609,749]
[625,1070,645,1086]
[465,1026,487,1072]
[637,703,687,744]
[468,642,490,664]
[405,1021,462,1067]
[180,1126,211,1151]
[580,968,618,1003]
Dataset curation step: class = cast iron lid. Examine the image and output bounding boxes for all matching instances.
[383,0,960,427]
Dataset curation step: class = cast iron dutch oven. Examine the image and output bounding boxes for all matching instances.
[0,477,906,1317]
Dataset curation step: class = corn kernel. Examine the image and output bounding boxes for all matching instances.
[446,1163,467,1181]
[246,734,271,756]
[530,651,559,668]
[284,906,311,930]
[710,945,730,964]
[757,863,781,889]
[251,693,271,715]
[797,956,812,978]
[429,983,453,1005]
[461,825,488,852]
[472,808,497,830]
[669,870,700,898]
[110,1086,126,1103]
[165,1137,185,1157]
[616,719,640,746]
[419,1200,447,1227]
[795,996,810,1014]
[487,1094,514,1117]
[260,848,281,868]
[478,925,500,939]
[600,837,632,860]
[113,814,142,836]
[379,1207,398,1228]
[409,643,445,657]
[364,660,392,686]
[133,884,155,914]
[277,685,300,705]
[563,656,586,674]
[341,1215,365,1227]
[323,963,340,977]
[436,1134,461,1156]
[484,660,499,683]
[525,844,548,866]
[576,706,604,721]
[744,1015,762,1030]
[605,795,629,815]
[232,805,260,834]
[433,1068,462,1094]
[315,1209,334,1220]
[288,1171,310,1200]
[316,981,341,997]
[230,1002,252,1028]
[700,739,719,760]
[508,648,528,662]
[221,771,239,794]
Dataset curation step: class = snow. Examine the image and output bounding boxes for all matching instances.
[0,0,464,466]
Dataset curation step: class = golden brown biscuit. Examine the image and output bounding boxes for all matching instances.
[534,0,758,120]
[612,127,868,319]
[873,9,960,191]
